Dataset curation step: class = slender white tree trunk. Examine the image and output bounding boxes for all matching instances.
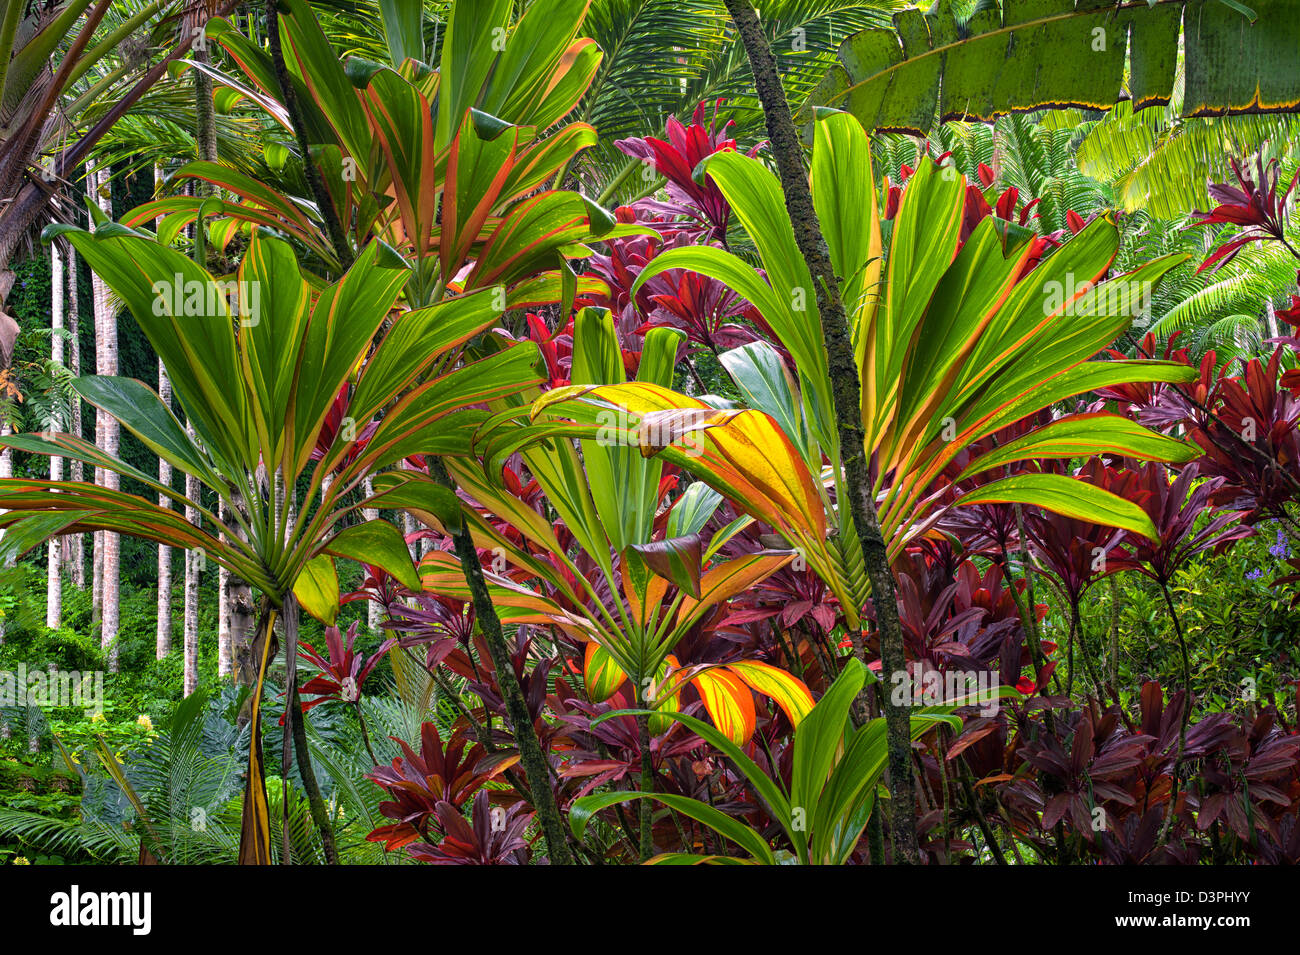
[91,531,102,625]
[363,477,380,631]
[156,366,174,658]
[46,245,64,629]
[89,164,120,670]
[154,167,172,659]
[66,246,85,589]
[402,510,417,559]
[217,499,230,677]
[0,422,11,643]
[183,437,201,695]
[218,559,234,679]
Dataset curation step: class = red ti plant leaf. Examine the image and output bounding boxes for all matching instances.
[614,98,761,242]
[366,723,517,853]
[1105,462,1254,584]
[1185,347,1300,525]
[630,532,704,599]
[296,620,395,711]
[1188,156,1300,273]
[408,792,534,865]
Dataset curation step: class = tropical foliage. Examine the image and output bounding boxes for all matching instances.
[0,0,1298,875]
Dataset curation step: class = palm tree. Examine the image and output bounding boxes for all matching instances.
[45,242,65,629]
[156,362,174,658]
[66,244,86,589]
[87,162,120,669]
[151,164,174,660]
[182,430,201,695]
[574,0,903,202]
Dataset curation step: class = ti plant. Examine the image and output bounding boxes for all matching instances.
[0,219,539,864]
[419,305,812,859]
[534,107,1201,861]
[569,656,994,864]
[534,112,1203,632]
[127,0,620,305]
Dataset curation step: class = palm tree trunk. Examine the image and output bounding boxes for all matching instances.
[217,503,230,677]
[154,164,172,659]
[0,421,10,643]
[223,569,253,679]
[157,365,173,658]
[66,245,85,589]
[193,9,219,171]
[221,493,253,680]
[721,0,920,863]
[46,243,64,630]
[183,464,201,696]
[92,531,102,628]
[88,163,120,671]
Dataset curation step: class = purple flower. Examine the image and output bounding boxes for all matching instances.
[1268,527,1292,559]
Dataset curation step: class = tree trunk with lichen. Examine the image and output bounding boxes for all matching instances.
[721,0,920,864]
[427,458,574,864]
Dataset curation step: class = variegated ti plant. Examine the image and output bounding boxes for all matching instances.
[126,0,619,307]
[0,220,538,864]
[570,656,1002,865]
[531,112,1203,631]
[415,306,812,860]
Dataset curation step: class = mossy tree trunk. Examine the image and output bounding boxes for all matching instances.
[721,0,921,864]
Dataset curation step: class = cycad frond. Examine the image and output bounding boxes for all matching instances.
[1078,102,1300,220]
[1146,243,1299,362]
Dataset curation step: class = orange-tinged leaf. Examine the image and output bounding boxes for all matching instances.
[533,382,825,541]
[584,642,627,703]
[726,660,814,728]
[675,553,794,633]
[690,667,757,746]
[418,550,598,641]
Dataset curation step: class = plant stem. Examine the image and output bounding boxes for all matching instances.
[957,758,1007,866]
[279,596,338,864]
[353,701,379,768]
[427,457,574,864]
[265,0,353,272]
[636,709,654,861]
[237,599,278,865]
[1157,579,1192,847]
[721,0,920,864]
[1108,576,1121,689]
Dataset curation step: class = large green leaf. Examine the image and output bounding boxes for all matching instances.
[569,789,776,865]
[47,224,251,476]
[294,554,340,626]
[957,472,1160,541]
[435,0,514,149]
[238,230,312,474]
[323,519,420,592]
[378,0,425,66]
[289,242,408,475]
[954,412,1201,482]
[813,1,1300,136]
[282,0,373,172]
[71,376,222,488]
[360,67,438,257]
